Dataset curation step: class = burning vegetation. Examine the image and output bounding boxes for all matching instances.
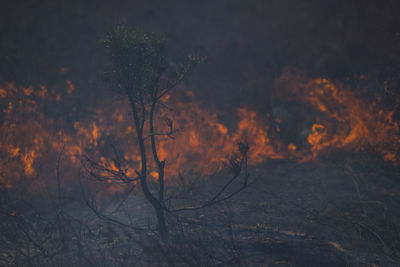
[1,69,399,191]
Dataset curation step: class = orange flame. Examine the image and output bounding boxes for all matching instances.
[1,70,399,191]
[279,69,400,162]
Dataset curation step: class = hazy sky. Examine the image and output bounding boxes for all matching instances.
[1,0,399,109]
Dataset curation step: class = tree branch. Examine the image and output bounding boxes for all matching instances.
[56,143,65,204]
[168,142,250,213]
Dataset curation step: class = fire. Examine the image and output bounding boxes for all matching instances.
[279,69,400,162]
[22,150,35,175]
[0,82,61,189]
[0,69,399,190]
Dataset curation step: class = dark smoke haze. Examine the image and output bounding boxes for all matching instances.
[1,0,399,111]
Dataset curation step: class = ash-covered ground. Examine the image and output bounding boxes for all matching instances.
[1,155,399,266]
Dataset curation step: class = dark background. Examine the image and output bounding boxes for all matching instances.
[1,0,400,112]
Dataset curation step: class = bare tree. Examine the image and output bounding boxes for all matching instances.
[84,25,249,242]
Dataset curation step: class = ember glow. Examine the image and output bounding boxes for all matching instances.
[279,69,400,163]
[1,70,399,189]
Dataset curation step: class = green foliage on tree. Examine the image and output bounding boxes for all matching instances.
[103,24,200,100]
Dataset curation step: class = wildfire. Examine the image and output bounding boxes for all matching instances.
[279,69,400,162]
[0,69,399,190]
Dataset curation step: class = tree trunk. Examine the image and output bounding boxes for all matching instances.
[155,205,168,242]
[128,94,169,242]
